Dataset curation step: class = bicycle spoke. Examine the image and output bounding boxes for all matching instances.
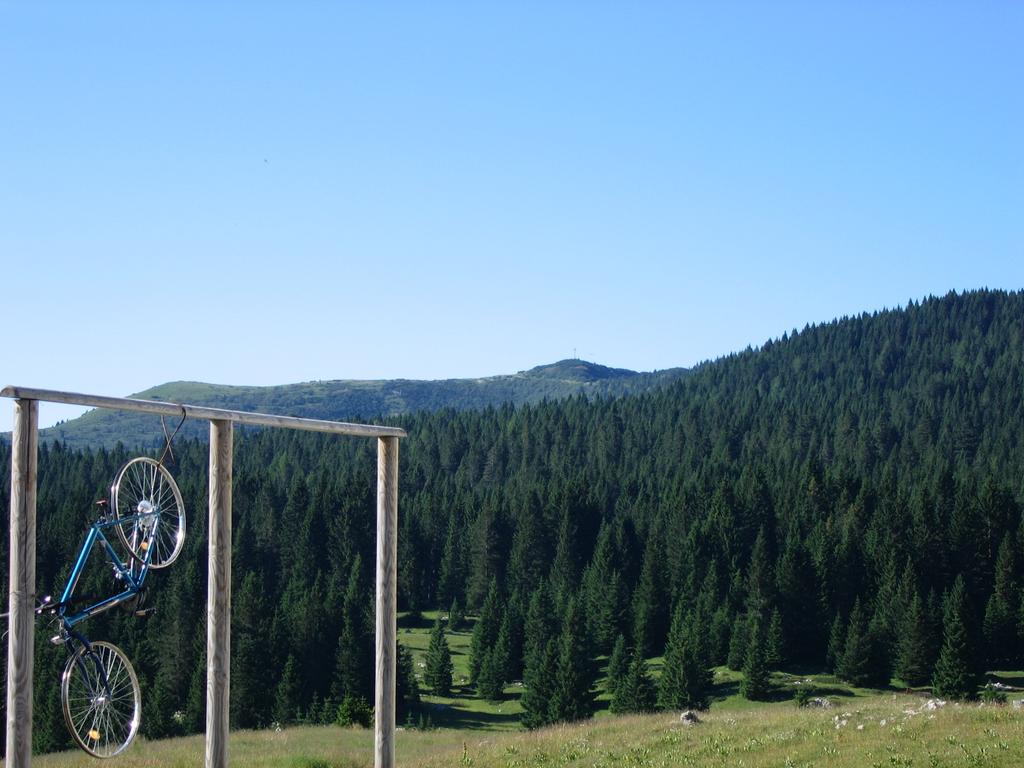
[113,457,185,569]
[63,642,140,757]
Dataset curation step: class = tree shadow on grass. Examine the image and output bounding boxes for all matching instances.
[987,671,1024,689]
[710,678,856,704]
[421,701,522,730]
[710,679,740,701]
[397,612,433,630]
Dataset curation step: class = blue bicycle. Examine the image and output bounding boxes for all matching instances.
[36,457,186,757]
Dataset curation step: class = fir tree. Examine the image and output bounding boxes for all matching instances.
[746,526,775,617]
[469,579,502,684]
[933,576,981,700]
[709,606,733,666]
[448,596,465,631]
[583,522,630,654]
[477,647,506,701]
[826,612,845,674]
[520,640,558,730]
[549,597,597,723]
[741,616,772,701]
[658,604,712,710]
[477,613,513,700]
[837,598,874,687]
[396,642,421,722]
[424,616,454,696]
[631,525,670,655]
[727,613,750,671]
[274,654,302,724]
[523,581,559,681]
[332,555,372,704]
[983,533,1018,667]
[611,646,656,713]
[606,633,630,700]
[765,607,785,669]
[895,592,934,686]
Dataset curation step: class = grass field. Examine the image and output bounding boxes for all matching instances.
[29,613,1024,767]
[32,689,1024,768]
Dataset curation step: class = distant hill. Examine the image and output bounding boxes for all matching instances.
[26,360,688,449]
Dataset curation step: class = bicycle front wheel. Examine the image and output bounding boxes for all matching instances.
[61,641,142,758]
[112,456,186,569]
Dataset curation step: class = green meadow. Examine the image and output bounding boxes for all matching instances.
[31,612,1024,768]
[31,690,1024,768]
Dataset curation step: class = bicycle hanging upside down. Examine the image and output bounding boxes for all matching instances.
[35,456,186,758]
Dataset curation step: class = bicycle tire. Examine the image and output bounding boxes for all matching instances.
[112,457,186,569]
[61,641,141,758]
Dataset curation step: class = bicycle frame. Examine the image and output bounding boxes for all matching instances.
[56,511,157,629]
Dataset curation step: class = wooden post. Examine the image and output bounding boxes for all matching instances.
[374,436,399,768]
[206,420,232,768]
[6,399,38,768]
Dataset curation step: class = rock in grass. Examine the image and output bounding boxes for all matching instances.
[679,710,701,725]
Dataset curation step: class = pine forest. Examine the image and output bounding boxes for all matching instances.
[4,289,1024,752]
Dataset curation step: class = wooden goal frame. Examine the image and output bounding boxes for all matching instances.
[2,386,405,768]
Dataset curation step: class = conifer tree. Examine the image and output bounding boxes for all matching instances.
[611,646,656,713]
[508,490,549,599]
[837,598,874,687]
[521,640,558,730]
[396,642,421,722]
[631,524,670,655]
[775,527,820,663]
[826,612,845,674]
[477,615,513,700]
[708,606,733,666]
[1017,590,1024,661]
[548,597,597,723]
[274,655,301,724]
[658,604,712,710]
[933,576,980,700]
[741,615,771,701]
[727,613,750,671]
[868,601,894,686]
[477,647,506,701]
[583,522,630,654]
[502,598,527,681]
[983,534,1018,667]
[766,607,785,669]
[332,555,372,704]
[448,596,465,631]
[469,579,502,684]
[746,527,775,617]
[895,591,934,686]
[605,633,629,700]
[523,581,559,686]
[424,616,454,696]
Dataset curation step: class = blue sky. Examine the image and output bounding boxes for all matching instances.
[2,2,1022,431]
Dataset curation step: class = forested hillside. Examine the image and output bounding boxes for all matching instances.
[3,289,1024,751]
[25,360,688,449]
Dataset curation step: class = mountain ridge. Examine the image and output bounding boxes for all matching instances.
[26,359,688,449]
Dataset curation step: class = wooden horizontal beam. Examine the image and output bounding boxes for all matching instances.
[0,385,406,439]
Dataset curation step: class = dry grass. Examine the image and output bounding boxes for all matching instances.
[30,693,1024,768]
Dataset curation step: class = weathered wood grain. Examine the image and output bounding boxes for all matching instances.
[6,399,38,768]
[206,420,233,768]
[375,436,399,768]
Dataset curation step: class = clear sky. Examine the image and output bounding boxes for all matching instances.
[2,1,1021,432]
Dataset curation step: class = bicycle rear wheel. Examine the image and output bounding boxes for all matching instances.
[112,456,186,569]
[61,641,141,758]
